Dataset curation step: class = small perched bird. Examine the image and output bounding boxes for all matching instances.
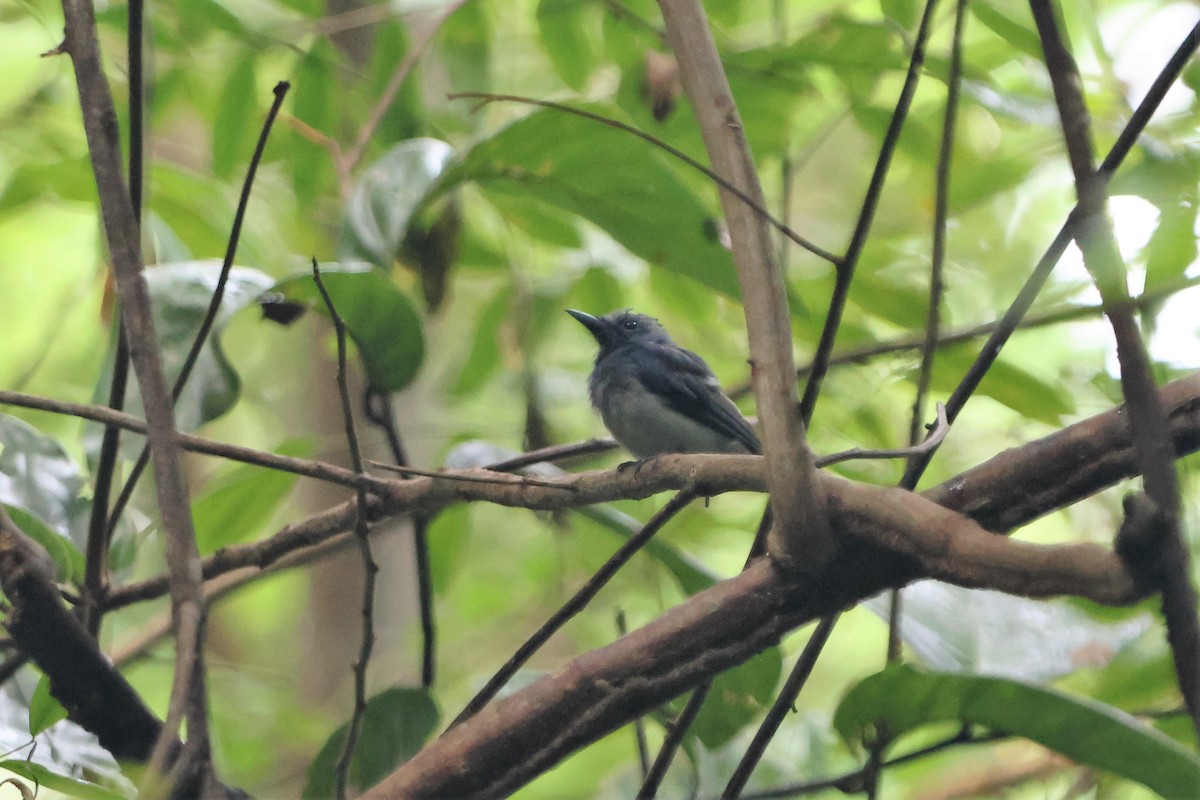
[567,309,761,458]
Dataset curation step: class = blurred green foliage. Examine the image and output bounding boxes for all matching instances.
[0,0,1198,797]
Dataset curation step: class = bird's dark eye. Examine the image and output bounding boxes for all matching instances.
[623,319,638,330]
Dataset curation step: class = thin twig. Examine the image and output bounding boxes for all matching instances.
[734,727,1005,799]
[104,81,292,546]
[721,615,839,798]
[368,461,576,490]
[900,18,1200,486]
[80,0,145,639]
[486,438,619,471]
[1030,0,1199,736]
[448,490,697,729]
[798,0,939,426]
[815,404,948,468]
[615,610,652,781]
[311,260,380,800]
[0,390,383,492]
[450,92,841,267]
[636,682,710,799]
[364,390,437,688]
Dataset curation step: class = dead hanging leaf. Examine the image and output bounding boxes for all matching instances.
[643,50,680,123]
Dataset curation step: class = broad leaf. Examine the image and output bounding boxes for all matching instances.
[303,687,440,799]
[441,106,741,299]
[3,506,84,585]
[0,760,130,800]
[28,674,67,736]
[263,263,425,392]
[341,139,455,272]
[212,54,257,180]
[103,261,275,435]
[864,582,1150,681]
[192,439,310,552]
[835,664,1200,798]
[0,414,86,543]
[690,647,783,748]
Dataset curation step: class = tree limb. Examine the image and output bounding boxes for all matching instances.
[657,0,832,571]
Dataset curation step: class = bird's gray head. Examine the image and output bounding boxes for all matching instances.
[566,309,673,353]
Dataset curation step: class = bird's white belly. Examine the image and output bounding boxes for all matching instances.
[598,383,747,458]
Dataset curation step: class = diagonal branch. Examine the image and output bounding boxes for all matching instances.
[657,0,832,572]
[361,463,1170,799]
[1030,0,1199,735]
[57,0,211,788]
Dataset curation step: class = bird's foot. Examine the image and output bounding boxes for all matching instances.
[617,456,655,476]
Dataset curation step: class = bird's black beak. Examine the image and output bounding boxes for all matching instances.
[566,309,607,344]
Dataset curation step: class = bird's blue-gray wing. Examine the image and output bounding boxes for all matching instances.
[634,343,762,454]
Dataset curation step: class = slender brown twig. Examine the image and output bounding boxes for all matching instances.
[660,0,832,578]
[448,490,697,729]
[798,0,939,426]
[310,260,380,800]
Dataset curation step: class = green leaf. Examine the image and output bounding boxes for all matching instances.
[266,264,425,392]
[211,55,257,180]
[880,0,919,28]
[836,665,1200,799]
[536,0,598,90]
[0,414,86,542]
[576,506,720,596]
[443,106,741,299]
[691,647,783,748]
[450,286,513,397]
[127,262,276,432]
[0,760,130,800]
[864,582,1149,681]
[192,439,310,553]
[28,674,68,736]
[3,506,84,585]
[1144,201,1198,290]
[291,40,336,208]
[303,687,440,799]
[934,344,1074,425]
[341,139,455,271]
[365,21,422,144]
[970,0,1041,59]
[437,2,490,93]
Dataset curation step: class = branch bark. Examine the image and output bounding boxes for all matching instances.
[657,0,833,570]
[103,372,1200,613]
[0,507,164,762]
[1030,0,1199,734]
[355,374,1200,799]
[58,0,211,782]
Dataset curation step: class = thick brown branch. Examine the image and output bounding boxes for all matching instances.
[1031,0,1199,732]
[0,508,165,762]
[362,470,1157,799]
[658,0,832,570]
[105,373,1200,612]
